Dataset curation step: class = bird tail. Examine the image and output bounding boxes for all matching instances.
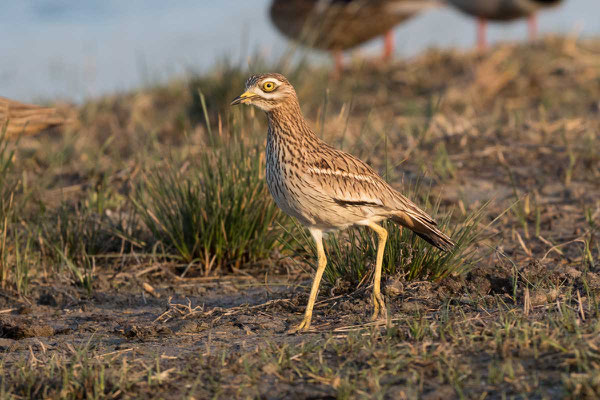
[391,210,455,252]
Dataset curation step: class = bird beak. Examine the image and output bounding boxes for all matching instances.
[231,91,257,106]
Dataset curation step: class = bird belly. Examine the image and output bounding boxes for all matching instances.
[266,162,372,230]
[267,165,387,231]
[449,0,535,20]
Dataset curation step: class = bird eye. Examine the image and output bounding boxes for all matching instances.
[262,81,276,92]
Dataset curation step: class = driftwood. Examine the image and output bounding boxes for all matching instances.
[0,96,73,139]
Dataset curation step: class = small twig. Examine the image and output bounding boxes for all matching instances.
[35,339,47,354]
[577,290,585,321]
[143,282,160,298]
[523,287,531,316]
[515,230,532,257]
[96,348,133,359]
[556,298,564,318]
[541,236,587,261]
[264,270,274,295]
[537,236,564,256]
[28,346,40,367]
[135,265,161,277]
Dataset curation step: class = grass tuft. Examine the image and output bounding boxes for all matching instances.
[36,199,136,292]
[1,344,120,399]
[132,139,284,274]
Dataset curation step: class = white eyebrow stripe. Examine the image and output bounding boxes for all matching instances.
[261,78,283,86]
[308,167,377,185]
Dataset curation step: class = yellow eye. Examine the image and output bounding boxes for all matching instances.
[262,81,276,92]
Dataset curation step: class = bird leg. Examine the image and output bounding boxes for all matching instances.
[382,30,394,62]
[528,14,538,41]
[477,17,487,51]
[332,50,344,80]
[366,222,388,321]
[289,228,327,333]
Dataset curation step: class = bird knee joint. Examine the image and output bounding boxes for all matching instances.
[318,257,327,268]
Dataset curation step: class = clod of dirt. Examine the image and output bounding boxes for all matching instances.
[338,299,362,313]
[400,301,426,313]
[464,268,492,295]
[562,267,582,279]
[262,363,279,376]
[520,259,556,284]
[235,315,286,333]
[167,320,206,334]
[487,274,513,295]
[433,276,463,298]
[422,385,456,400]
[38,291,62,307]
[385,276,405,296]
[54,324,77,335]
[407,281,434,299]
[118,324,173,341]
[0,338,16,351]
[329,278,352,295]
[0,316,55,339]
[585,272,600,290]
[16,305,33,315]
[530,288,559,306]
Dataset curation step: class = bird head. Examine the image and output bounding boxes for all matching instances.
[231,73,297,112]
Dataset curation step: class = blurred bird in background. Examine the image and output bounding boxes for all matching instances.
[269,0,440,74]
[446,0,564,50]
[0,97,73,139]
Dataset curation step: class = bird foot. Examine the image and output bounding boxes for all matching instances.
[287,315,312,334]
[370,292,387,322]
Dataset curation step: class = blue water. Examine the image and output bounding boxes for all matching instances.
[0,0,597,102]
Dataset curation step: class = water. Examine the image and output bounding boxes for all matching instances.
[0,0,597,102]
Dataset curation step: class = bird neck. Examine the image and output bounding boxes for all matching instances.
[266,100,317,142]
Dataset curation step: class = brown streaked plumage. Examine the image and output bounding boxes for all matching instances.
[269,0,439,72]
[231,73,454,332]
[446,0,564,49]
[0,96,71,139]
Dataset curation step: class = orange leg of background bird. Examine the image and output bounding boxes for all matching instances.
[477,17,487,51]
[332,50,343,79]
[383,30,394,62]
[528,14,538,41]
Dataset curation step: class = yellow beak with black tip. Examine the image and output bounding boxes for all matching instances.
[230,91,257,106]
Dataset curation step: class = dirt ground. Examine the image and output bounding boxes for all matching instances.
[2,251,599,398]
[1,37,599,399]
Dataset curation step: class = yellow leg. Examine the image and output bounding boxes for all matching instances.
[289,228,327,333]
[366,222,389,321]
